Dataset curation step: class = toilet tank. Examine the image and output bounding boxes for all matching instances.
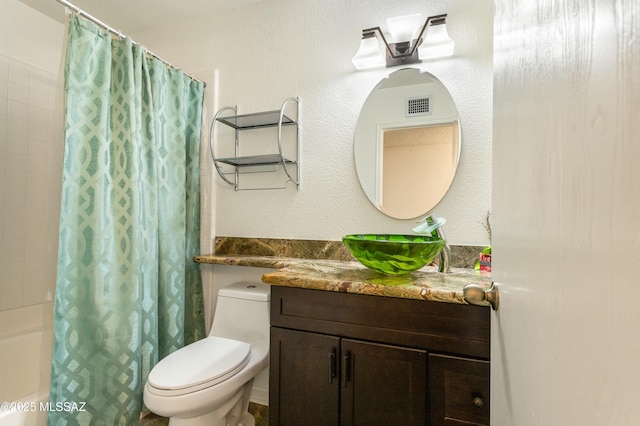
[209,282,271,345]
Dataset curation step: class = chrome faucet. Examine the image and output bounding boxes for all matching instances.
[426,214,451,273]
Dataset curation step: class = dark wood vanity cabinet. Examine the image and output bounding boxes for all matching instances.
[271,327,427,425]
[269,286,491,426]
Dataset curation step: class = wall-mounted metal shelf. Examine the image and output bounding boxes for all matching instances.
[209,97,300,191]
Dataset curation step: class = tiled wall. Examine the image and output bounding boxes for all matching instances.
[0,53,57,311]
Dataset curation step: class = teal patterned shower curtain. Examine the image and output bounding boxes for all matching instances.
[49,15,205,425]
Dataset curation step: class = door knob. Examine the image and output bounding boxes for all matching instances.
[463,282,499,311]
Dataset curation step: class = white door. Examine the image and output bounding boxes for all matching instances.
[492,1,640,425]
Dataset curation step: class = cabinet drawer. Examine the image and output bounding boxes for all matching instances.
[271,286,490,359]
[429,354,490,426]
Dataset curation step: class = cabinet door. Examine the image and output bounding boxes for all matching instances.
[429,354,490,426]
[270,327,340,426]
[341,339,427,426]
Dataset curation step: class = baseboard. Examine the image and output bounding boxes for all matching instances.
[250,384,268,406]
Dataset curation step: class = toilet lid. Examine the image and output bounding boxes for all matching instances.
[148,336,251,394]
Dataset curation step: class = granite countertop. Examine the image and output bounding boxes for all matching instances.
[194,253,493,306]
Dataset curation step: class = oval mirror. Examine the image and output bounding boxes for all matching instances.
[354,68,461,219]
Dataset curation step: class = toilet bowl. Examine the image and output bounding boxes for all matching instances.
[143,282,270,426]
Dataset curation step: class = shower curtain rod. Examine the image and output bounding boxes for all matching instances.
[54,0,206,87]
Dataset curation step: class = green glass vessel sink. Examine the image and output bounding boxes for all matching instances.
[342,234,446,275]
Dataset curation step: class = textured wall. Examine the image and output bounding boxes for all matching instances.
[136,0,494,246]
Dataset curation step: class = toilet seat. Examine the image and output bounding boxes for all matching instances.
[147,336,251,397]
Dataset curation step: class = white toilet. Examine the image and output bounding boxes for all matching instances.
[143,282,270,426]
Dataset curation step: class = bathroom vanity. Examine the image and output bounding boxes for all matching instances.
[269,286,490,426]
[195,240,493,426]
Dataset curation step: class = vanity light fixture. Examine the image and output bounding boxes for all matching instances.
[352,13,454,70]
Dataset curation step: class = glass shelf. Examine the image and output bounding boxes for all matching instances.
[216,110,296,130]
[215,154,297,167]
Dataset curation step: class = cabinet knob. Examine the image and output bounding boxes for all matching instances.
[473,396,484,408]
[463,282,500,311]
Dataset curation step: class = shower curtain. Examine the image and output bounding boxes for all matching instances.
[49,14,205,425]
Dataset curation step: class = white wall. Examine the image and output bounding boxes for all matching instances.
[135,0,494,246]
